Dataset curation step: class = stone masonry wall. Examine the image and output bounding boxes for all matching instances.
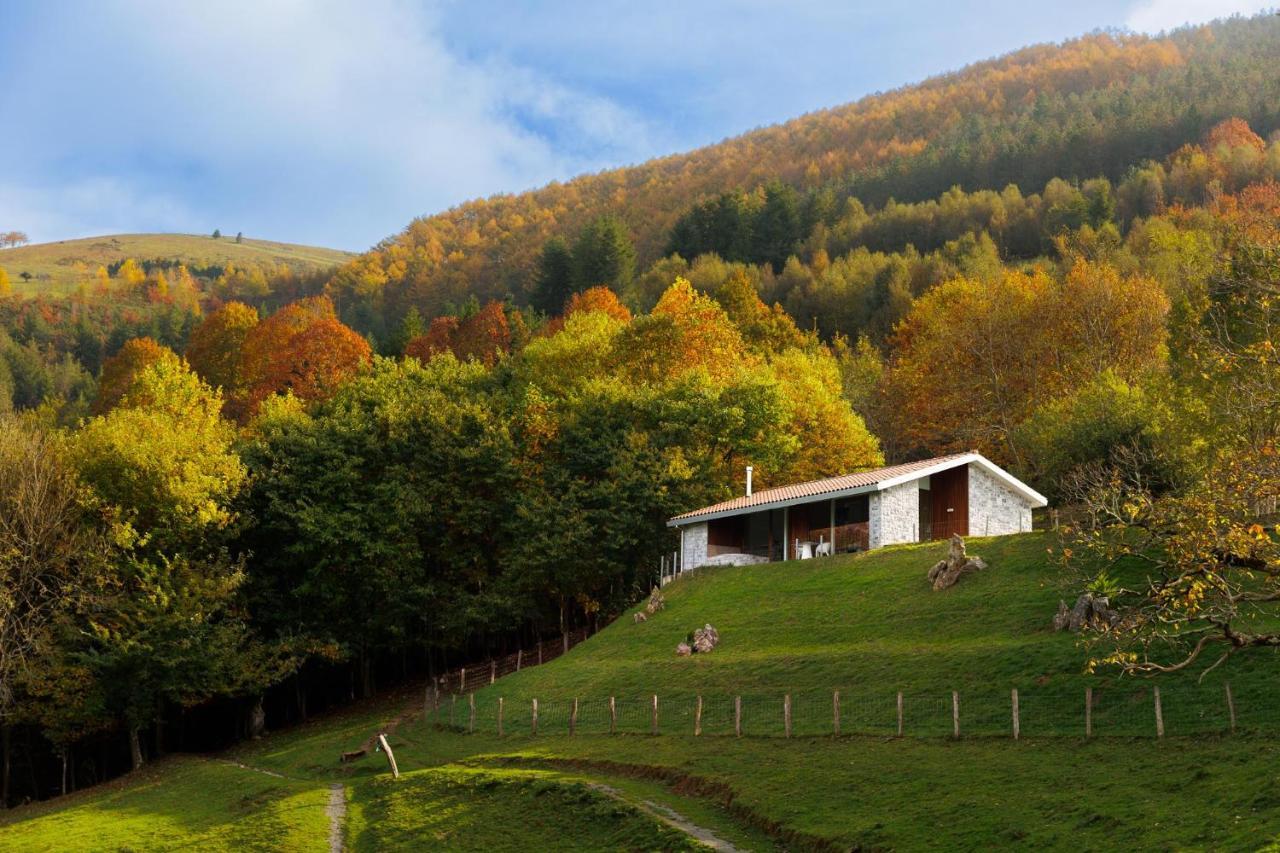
[869,480,920,549]
[968,464,1033,537]
[681,522,708,570]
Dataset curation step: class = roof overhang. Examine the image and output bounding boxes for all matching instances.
[667,452,1048,527]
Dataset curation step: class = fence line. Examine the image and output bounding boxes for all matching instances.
[426,681,1271,740]
[424,626,595,714]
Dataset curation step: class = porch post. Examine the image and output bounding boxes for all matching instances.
[829,498,836,556]
[782,506,789,560]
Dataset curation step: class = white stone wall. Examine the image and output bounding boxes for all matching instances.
[681,522,708,570]
[869,480,920,549]
[968,465,1033,537]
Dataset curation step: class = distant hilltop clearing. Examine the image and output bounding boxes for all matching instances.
[0,233,352,295]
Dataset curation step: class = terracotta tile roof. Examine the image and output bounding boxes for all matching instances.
[670,453,973,522]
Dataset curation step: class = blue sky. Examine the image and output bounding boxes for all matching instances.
[0,1,1271,251]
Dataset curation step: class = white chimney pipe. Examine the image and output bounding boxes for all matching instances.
[746,465,753,497]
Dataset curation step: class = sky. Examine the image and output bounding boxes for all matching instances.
[0,1,1272,251]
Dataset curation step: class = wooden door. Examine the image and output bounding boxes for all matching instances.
[929,465,968,539]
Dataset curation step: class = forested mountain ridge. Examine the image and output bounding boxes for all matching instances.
[330,15,1280,322]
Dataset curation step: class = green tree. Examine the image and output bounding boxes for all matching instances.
[531,237,576,314]
[571,216,636,294]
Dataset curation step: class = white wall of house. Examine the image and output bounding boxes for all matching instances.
[869,479,920,549]
[681,522,708,570]
[968,465,1033,536]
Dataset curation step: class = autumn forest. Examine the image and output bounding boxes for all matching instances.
[1,14,1279,807]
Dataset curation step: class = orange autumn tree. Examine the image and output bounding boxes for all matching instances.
[186,301,259,396]
[404,316,460,363]
[404,301,513,367]
[616,277,748,383]
[564,286,632,323]
[238,296,371,417]
[93,337,179,414]
[881,261,1168,466]
[451,301,511,366]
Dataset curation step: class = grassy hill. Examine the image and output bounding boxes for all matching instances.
[0,233,352,296]
[4,533,1280,850]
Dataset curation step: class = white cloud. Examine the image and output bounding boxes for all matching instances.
[0,0,664,249]
[1126,0,1274,33]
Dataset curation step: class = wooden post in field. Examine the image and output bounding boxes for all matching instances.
[570,698,579,735]
[951,691,960,739]
[784,694,792,738]
[695,695,703,736]
[460,667,466,693]
[896,691,904,737]
[1154,686,1164,738]
[490,660,496,685]
[516,649,522,672]
[532,698,539,735]
[1226,683,1237,734]
[497,698,504,736]
[377,733,400,779]
[1011,689,1020,740]
[609,697,617,734]
[1085,687,1093,738]
[735,696,742,737]
[651,694,659,735]
[468,693,476,733]
[833,690,841,736]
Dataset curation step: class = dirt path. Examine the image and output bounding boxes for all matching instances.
[326,783,346,853]
[586,782,743,851]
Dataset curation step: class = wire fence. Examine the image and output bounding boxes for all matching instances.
[430,627,593,695]
[425,680,1269,740]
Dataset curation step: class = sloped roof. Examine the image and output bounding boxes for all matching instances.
[668,452,1046,525]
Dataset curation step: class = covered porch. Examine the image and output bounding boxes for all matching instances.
[704,494,870,564]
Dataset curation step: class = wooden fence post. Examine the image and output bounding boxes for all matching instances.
[651,695,659,735]
[377,733,400,779]
[468,693,476,734]
[833,690,841,736]
[1226,683,1237,734]
[1154,686,1164,738]
[784,694,792,738]
[570,698,579,735]
[490,660,496,685]
[951,691,960,739]
[532,698,539,736]
[735,696,742,737]
[609,696,617,734]
[695,695,703,736]
[1011,689,1020,740]
[460,667,466,693]
[516,649,522,672]
[896,691,904,737]
[497,698,504,736]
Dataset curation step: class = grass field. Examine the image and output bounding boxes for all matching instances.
[0,233,352,296]
[3,533,1280,850]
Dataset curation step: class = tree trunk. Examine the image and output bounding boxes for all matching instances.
[560,598,568,653]
[249,696,266,740]
[60,750,68,797]
[128,727,144,771]
[295,673,308,723]
[1,725,10,809]
[153,715,164,758]
[360,650,374,698]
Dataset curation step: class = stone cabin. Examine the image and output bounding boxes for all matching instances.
[667,452,1047,571]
